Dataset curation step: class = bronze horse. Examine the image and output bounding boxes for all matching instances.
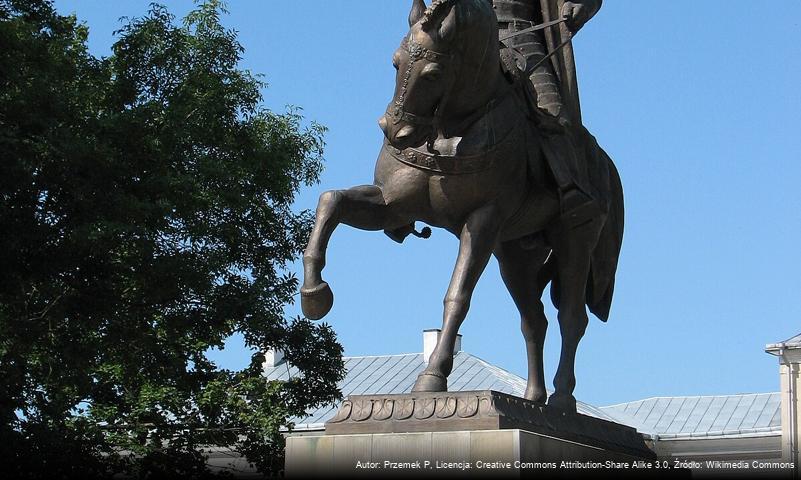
[301,0,623,413]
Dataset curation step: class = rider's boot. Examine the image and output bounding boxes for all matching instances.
[539,114,600,229]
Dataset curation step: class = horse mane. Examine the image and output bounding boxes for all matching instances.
[421,0,457,28]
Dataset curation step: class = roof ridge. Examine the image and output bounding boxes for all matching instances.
[342,353,421,360]
[601,392,780,409]
[783,332,801,345]
[766,332,801,351]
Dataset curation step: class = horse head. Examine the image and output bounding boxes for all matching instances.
[379,0,501,150]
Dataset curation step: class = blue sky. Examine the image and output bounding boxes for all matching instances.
[54,1,801,407]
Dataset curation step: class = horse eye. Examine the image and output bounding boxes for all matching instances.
[422,64,442,79]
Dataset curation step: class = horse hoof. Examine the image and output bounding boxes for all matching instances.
[411,372,447,392]
[547,393,577,414]
[300,282,333,320]
[524,388,547,406]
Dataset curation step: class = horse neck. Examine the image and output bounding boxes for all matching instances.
[438,33,505,135]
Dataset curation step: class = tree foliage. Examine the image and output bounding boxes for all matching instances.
[0,0,344,476]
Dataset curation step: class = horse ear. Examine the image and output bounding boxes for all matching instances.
[409,0,426,27]
[438,5,457,42]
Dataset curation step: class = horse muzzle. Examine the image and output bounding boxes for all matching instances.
[379,114,432,150]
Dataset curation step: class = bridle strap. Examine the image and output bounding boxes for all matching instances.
[389,107,436,126]
[389,36,511,143]
[388,37,456,130]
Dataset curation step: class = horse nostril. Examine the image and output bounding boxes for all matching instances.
[396,125,415,140]
[378,116,388,133]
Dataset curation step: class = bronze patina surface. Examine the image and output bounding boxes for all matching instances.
[301,0,623,414]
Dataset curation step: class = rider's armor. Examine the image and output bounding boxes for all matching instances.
[494,0,564,118]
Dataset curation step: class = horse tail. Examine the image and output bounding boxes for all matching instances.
[586,148,625,322]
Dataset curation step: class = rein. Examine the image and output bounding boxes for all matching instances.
[499,16,577,75]
[386,84,518,176]
[498,16,567,42]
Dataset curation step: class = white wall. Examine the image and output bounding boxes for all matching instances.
[778,349,801,477]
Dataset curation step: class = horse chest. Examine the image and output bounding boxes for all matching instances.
[376,123,528,229]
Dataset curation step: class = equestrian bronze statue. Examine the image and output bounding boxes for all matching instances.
[301,0,623,413]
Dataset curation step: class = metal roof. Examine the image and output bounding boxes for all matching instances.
[600,393,782,440]
[264,351,618,430]
[265,352,783,439]
[766,332,801,352]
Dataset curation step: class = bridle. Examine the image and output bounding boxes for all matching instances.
[386,36,459,144]
[386,16,573,147]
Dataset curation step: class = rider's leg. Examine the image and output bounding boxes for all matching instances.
[495,4,596,225]
[539,132,599,229]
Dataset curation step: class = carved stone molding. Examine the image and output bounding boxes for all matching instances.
[324,390,655,460]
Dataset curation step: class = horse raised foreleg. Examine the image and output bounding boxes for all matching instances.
[412,204,504,392]
[301,185,404,320]
[495,240,552,404]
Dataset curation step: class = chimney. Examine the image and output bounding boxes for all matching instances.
[263,348,285,369]
[423,329,462,364]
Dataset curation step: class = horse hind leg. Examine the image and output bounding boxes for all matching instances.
[496,239,552,404]
[547,221,603,413]
[301,185,405,320]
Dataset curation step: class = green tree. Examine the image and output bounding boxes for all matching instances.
[0,0,344,476]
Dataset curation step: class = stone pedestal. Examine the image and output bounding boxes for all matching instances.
[285,390,659,477]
